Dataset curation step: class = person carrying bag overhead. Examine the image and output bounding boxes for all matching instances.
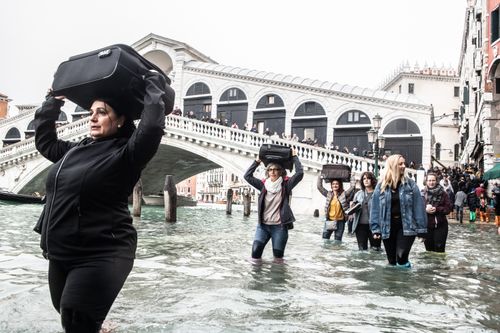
[33,70,172,333]
[244,149,303,264]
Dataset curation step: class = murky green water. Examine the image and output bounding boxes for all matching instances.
[0,202,499,332]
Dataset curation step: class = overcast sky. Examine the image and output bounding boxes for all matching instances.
[1,0,466,104]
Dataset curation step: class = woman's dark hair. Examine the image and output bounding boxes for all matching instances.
[118,118,136,138]
[360,171,377,190]
[330,178,344,193]
[98,99,136,138]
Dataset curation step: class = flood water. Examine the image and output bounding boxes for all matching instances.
[0,202,499,333]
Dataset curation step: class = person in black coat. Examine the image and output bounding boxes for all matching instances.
[34,72,170,332]
[466,189,479,223]
[244,151,303,264]
[421,173,452,252]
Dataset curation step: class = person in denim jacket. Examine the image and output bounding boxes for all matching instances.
[244,150,303,263]
[370,154,427,267]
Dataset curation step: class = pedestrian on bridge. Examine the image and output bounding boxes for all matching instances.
[33,71,170,332]
[244,150,303,264]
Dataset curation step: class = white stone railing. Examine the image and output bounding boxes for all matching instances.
[0,115,415,178]
[164,116,383,175]
[0,117,89,166]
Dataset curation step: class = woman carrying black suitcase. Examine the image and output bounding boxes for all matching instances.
[317,176,356,242]
[244,150,303,263]
[34,72,170,332]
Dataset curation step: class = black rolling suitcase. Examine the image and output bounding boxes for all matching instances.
[259,144,293,171]
[52,44,175,119]
[320,164,351,182]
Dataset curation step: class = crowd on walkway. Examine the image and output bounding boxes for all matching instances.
[174,107,378,156]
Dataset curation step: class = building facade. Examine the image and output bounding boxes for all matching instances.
[380,63,461,167]
[458,0,500,171]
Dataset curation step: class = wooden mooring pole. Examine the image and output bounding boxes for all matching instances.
[243,188,251,217]
[132,179,143,217]
[226,189,233,215]
[164,175,177,222]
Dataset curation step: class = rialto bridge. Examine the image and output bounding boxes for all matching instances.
[0,33,429,214]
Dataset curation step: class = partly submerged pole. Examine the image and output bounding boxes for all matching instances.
[164,175,177,222]
[226,189,233,215]
[243,188,251,217]
[132,179,143,217]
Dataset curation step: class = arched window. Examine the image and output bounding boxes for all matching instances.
[186,82,211,96]
[336,110,371,125]
[333,110,371,153]
[5,127,21,139]
[58,111,68,122]
[382,119,420,135]
[253,94,286,136]
[26,120,35,131]
[382,118,422,165]
[294,101,325,117]
[217,88,248,128]
[3,127,21,147]
[256,94,284,108]
[72,105,90,122]
[184,82,213,120]
[291,102,327,145]
[219,88,247,102]
[25,120,35,139]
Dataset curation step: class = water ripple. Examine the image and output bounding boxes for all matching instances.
[0,203,498,332]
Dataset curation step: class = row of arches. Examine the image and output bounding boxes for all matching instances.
[1,84,424,164]
[2,111,69,146]
[183,82,423,163]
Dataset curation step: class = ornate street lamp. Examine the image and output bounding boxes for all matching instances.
[373,114,382,131]
[367,114,384,178]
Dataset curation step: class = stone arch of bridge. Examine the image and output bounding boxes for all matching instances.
[15,137,258,197]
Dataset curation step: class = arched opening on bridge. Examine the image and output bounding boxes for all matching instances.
[217,87,248,128]
[72,105,90,122]
[3,127,21,147]
[143,50,173,75]
[382,118,423,165]
[333,110,371,155]
[56,111,68,128]
[253,93,285,136]
[184,82,212,120]
[25,120,35,140]
[291,101,327,145]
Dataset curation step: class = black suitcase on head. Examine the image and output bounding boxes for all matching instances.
[52,44,175,119]
[259,144,293,171]
[321,164,351,182]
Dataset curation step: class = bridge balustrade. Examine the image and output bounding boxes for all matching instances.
[165,116,382,176]
[1,115,415,178]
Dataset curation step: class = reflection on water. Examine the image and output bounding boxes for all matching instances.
[0,202,499,332]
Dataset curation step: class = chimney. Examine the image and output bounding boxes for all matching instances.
[0,93,11,119]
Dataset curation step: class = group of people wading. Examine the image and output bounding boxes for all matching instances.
[245,153,454,269]
[32,50,463,333]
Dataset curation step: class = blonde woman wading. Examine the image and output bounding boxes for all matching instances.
[369,154,427,268]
